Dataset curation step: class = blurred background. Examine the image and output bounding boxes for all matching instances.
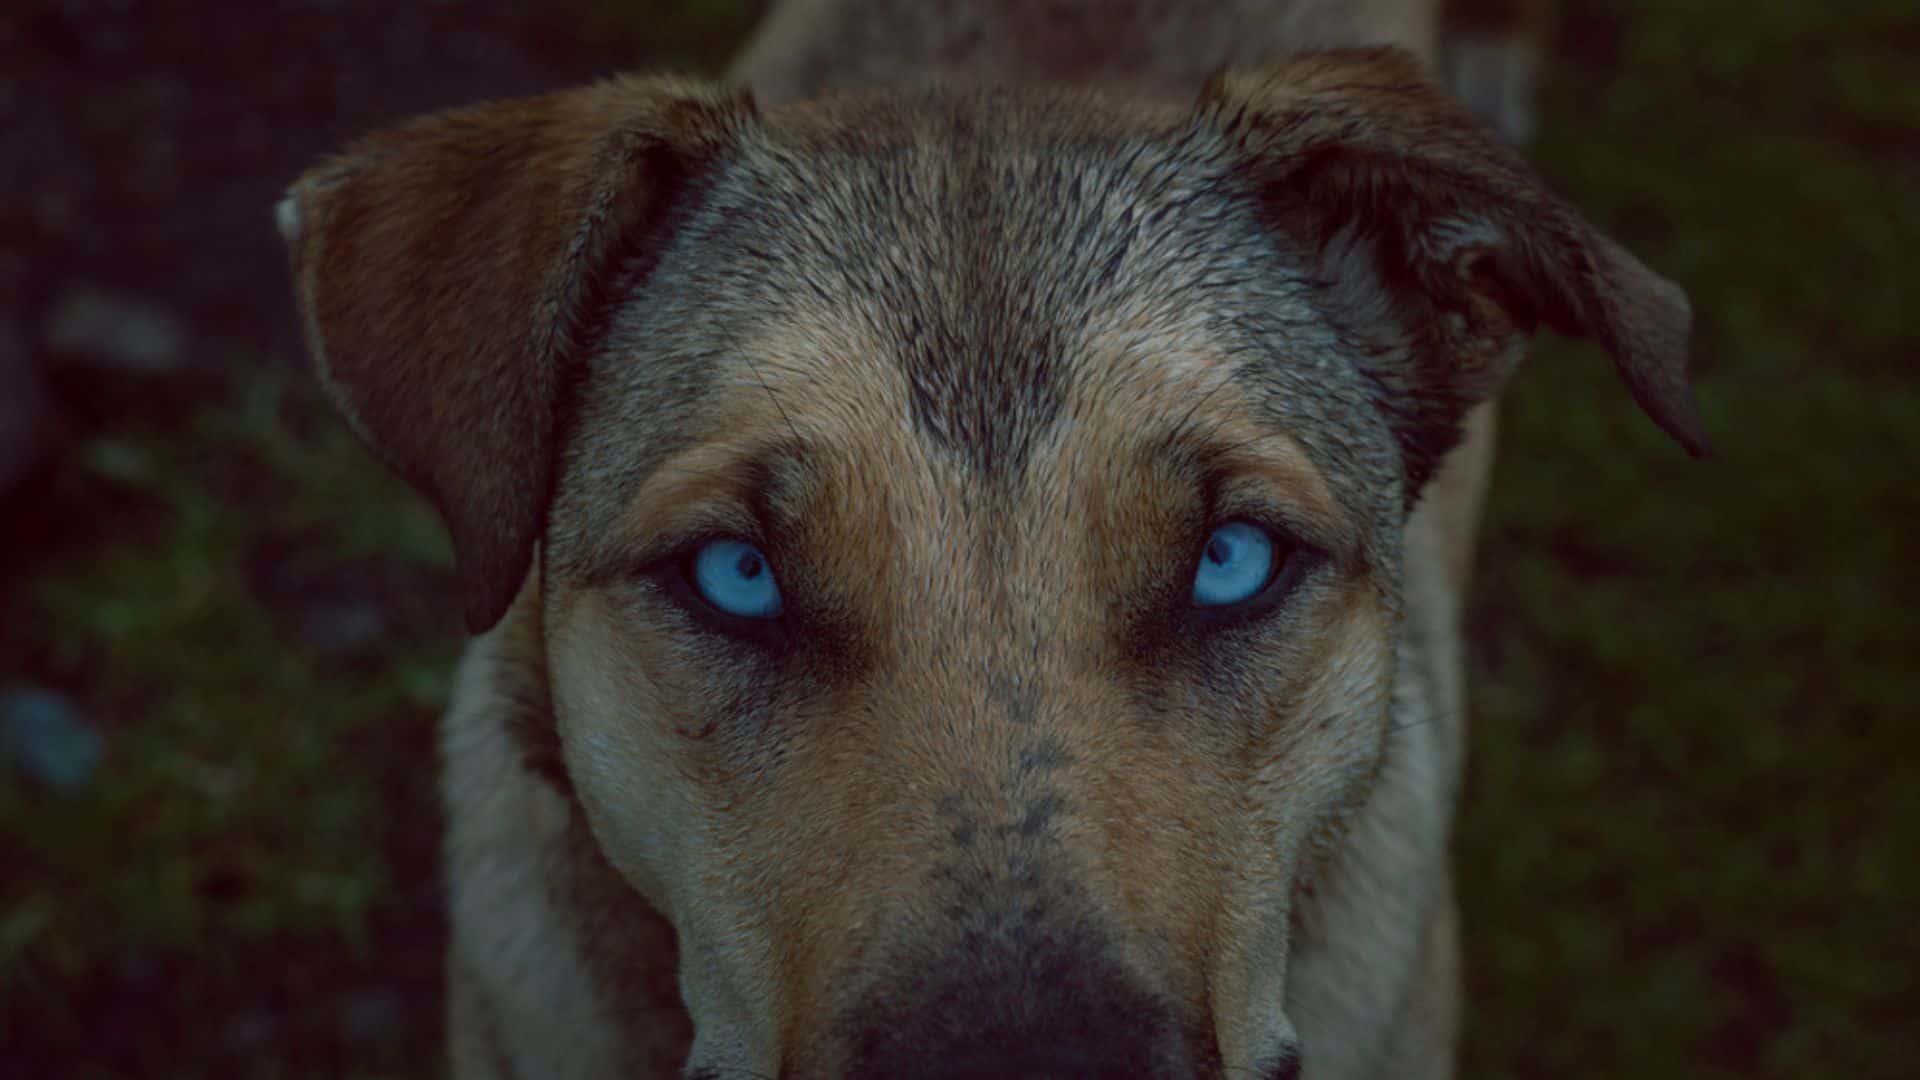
[1,1,1913,1077]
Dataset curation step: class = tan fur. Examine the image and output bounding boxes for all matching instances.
[279,2,1702,1077]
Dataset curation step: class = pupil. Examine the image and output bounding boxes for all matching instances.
[1206,536,1232,566]
[736,552,762,579]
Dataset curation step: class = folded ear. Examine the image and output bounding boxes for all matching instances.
[278,77,756,632]
[1198,49,1708,498]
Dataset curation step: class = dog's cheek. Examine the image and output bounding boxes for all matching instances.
[545,589,793,1065]
[545,590,715,913]
[1204,586,1398,1071]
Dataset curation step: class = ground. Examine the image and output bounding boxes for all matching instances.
[1,1,1914,1077]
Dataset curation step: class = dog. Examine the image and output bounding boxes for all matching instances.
[276,1,1705,1076]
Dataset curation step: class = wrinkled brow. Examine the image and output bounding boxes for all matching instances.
[1146,415,1359,562]
[585,437,814,580]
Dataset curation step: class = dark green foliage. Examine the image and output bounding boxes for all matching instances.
[1458,1,1919,1075]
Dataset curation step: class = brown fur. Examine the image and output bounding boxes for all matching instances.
[279,77,756,631]
[278,2,1701,1076]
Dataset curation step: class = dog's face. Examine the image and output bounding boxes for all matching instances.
[281,54,1702,1078]
[543,90,1412,1078]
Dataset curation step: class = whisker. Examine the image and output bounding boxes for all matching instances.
[721,320,805,449]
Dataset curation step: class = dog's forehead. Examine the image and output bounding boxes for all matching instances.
[577,88,1404,549]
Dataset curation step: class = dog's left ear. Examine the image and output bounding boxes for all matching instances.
[1199,49,1708,497]
[278,77,757,633]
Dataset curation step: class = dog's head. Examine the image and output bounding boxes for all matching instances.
[281,51,1701,1079]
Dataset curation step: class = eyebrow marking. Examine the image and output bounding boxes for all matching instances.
[1181,421,1356,558]
[595,437,809,579]
[1068,318,1359,556]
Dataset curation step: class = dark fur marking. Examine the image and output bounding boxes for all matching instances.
[1260,1041,1304,1080]
[986,671,1040,726]
[934,792,981,848]
[1001,792,1067,841]
[900,306,1067,474]
[489,577,572,797]
[1015,737,1071,775]
[504,690,571,796]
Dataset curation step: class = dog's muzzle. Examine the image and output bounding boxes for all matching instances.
[838,917,1198,1080]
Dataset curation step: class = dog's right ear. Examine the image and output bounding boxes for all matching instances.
[278,77,756,633]
[1199,50,1707,500]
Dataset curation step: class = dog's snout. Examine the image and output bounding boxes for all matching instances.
[843,931,1194,1079]
[850,1011,1192,1080]
[893,1042,1179,1080]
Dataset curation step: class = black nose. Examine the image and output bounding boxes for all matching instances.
[843,926,1195,1080]
[850,1009,1192,1080]
[906,1041,1173,1079]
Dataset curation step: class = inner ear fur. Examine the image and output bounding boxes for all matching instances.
[1198,49,1709,498]
[278,76,756,633]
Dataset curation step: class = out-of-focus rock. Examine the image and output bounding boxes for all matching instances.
[299,600,388,656]
[1,687,106,795]
[45,287,188,373]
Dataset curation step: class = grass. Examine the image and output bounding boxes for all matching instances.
[1,365,460,1078]
[3,0,1914,1076]
[1457,1,1919,1075]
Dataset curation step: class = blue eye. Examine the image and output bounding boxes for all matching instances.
[1191,522,1278,607]
[690,539,783,619]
